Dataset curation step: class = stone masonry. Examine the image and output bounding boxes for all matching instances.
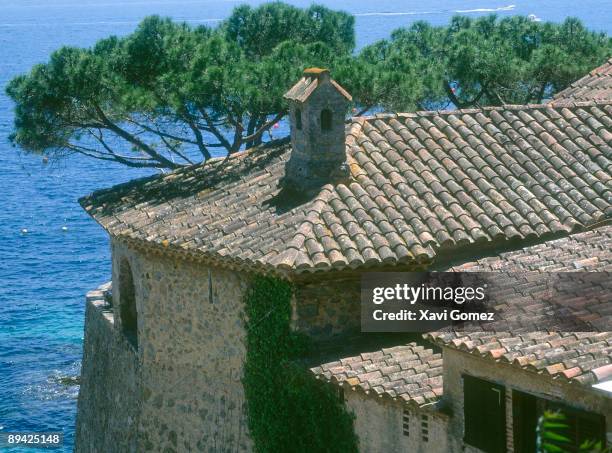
[75,239,253,452]
[75,282,139,452]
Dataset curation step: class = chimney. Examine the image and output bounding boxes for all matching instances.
[303,67,331,83]
[283,68,352,193]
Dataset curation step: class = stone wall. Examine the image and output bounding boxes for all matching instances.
[292,274,361,341]
[75,240,253,452]
[290,266,427,342]
[442,348,612,453]
[344,390,449,452]
[75,283,140,453]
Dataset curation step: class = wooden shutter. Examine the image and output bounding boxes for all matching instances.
[463,375,507,453]
[513,390,537,453]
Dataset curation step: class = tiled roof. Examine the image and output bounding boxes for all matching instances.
[553,58,612,104]
[81,143,304,271]
[284,68,352,102]
[426,226,612,387]
[310,342,443,406]
[447,225,612,272]
[81,101,612,274]
[426,331,612,387]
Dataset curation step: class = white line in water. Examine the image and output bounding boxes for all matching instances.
[455,4,516,13]
[355,4,516,17]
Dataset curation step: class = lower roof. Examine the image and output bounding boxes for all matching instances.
[427,225,612,388]
[310,342,443,407]
[312,227,612,406]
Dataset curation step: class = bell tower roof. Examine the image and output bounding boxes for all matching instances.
[284,68,352,104]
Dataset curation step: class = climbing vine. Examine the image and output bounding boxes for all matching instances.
[243,275,358,453]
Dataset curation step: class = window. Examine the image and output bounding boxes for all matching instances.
[464,375,506,453]
[545,402,606,452]
[119,259,138,349]
[513,390,606,453]
[402,408,410,437]
[208,269,214,304]
[295,108,302,130]
[321,109,332,131]
[421,414,429,442]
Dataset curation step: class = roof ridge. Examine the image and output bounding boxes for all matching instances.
[354,99,612,124]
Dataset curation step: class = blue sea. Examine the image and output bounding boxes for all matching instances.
[0,0,610,451]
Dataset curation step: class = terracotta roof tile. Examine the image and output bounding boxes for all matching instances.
[310,342,443,406]
[284,72,352,103]
[552,58,612,105]
[425,226,612,387]
[80,100,612,274]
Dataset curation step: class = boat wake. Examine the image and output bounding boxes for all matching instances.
[456,4,516,13]
[355,4,516,17]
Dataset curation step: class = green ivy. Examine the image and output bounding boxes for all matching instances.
[243,276,359,453]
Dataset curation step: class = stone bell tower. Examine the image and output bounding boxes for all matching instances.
[283,68,352,192]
